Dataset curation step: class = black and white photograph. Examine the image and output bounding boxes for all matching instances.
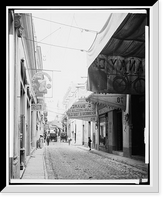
[5,3,160,194]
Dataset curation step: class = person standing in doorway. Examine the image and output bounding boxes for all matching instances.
[88,137,92,151]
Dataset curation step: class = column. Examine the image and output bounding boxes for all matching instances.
[22,91,27,165]
[13,30,22,178]
[31,110,36,148]
[82,122,85,145]
[27,103,31,155]
[67,117,71,138]
[88,121,91,137]
[123,94,132,157]
[9,22,20,178]
[95,105,99,150]
[91,122,95,149]
[108,111,114,153]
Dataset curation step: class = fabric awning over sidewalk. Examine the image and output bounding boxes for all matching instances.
[66,98,96,121]
[86,93,126,111]
[87,13,128,67]
[87,13,147,94]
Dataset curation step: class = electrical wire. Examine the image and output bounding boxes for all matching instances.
[29,14,99,34]
[22,13,113,53]
[22,14,99,52]
[59,14,74,69]
[39,27,61,42]
[23,36,87,52]
[47,109,65,115]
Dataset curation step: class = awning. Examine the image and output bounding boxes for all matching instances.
[66,98,96,121]
[87,13,147,95]
[86,93,126,111]
[48,120,63,129]
[87,13,128,67]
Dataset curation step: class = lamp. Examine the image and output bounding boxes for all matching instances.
[125,113,129,122]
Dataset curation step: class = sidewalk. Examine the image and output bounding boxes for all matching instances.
[75,144,148,173]
[21,147,47,179]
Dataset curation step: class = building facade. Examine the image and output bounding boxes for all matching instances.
[63,82,145,161]
[62,82,93,145]
[85,13,146,161]
[8,11,45,179]
[86,94,145,160]
[63,13,147,162]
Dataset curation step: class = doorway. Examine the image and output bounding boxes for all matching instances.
[113,110,123,151]
[131,95,145,157]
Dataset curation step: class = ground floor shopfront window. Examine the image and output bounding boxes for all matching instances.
[99,114,108,150]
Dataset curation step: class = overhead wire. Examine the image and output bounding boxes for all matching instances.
[23,13,101,52]
[23,36,88,52]
[29,14,99,34]
[59,14,75,69]
[46,109,65,115]
[39,27,61,42]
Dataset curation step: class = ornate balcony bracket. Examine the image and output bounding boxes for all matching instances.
[14,13,24,38]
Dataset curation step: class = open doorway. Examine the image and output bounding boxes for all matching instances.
[131,95,145,158]
[113,110,123,151]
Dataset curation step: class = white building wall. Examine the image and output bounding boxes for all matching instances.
[75,120,82,145]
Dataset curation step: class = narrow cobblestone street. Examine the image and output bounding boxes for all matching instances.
[43,142,148,180]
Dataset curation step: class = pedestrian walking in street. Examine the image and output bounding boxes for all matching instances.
[88,137,92,151]
[46,136,50,146]
[36,139,39,149]
[68,137,72,145]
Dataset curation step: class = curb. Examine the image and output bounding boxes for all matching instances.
[20,147,36,179]
[42,147,48,179]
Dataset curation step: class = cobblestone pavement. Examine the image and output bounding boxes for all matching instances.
[43,142,148,180]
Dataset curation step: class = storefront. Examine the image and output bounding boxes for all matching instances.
[86,13,147,160]
[86,93,126,155]
[66,98,97,145]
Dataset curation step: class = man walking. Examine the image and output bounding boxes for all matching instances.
[88,137,92,151]
[46,136,50,146]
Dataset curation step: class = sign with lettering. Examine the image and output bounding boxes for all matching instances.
[87,55,145,95]
[86,94,126,111]
[31,104,43,111]
[32,71,52,96]
[66,98,96,121]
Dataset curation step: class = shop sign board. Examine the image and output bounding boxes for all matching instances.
[31,104,43,111]
[66,99,96,121]
[32,71,52,96]
[87,94,126,111]
[87,56,145,95]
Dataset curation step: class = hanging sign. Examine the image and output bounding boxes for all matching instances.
[87,55,145,95]
[32,71,52,96]
[66,98,96,121]
[86,94,126,111]
[31,104,43,111]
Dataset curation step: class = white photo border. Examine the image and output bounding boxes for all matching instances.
[4,3,159,193]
